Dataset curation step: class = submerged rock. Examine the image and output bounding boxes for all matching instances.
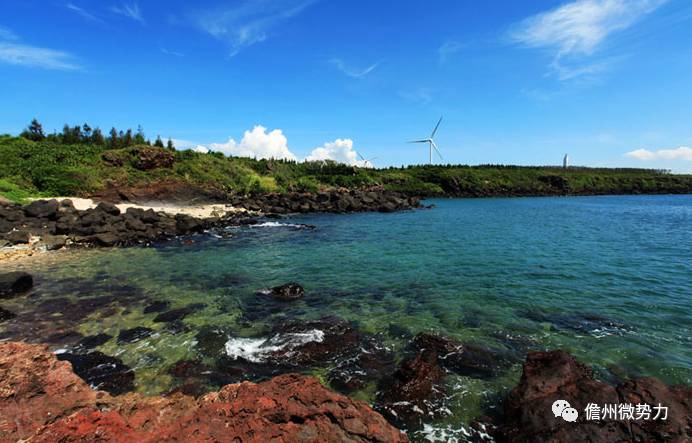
[497,350,691,443]
[0,341,407,443]
[153,303,205,323]
[0,271,33,298]
[77,333,113,349]
[523,309,632,336]
[117,326,154,343]
[143,299,170,313]
[56,351,135,395]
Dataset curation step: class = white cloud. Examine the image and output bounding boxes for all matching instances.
[195,0,317,56]
[161,48,184,57]
[305,138,367,166]
[66,3,105,24]
[438,40,466,63]
[625,146,692,161]
[399,88,433,105]
[208,125,297,160]
[510,0,666,80]
[329,58,379,78]
[111,2,144,24]
[0,42,81,70]
[192,145,210,154]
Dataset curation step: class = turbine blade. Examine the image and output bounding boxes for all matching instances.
[432,141,443,160]
[430,116,443,138]
[358,152,366,161]
[408,140,429,143]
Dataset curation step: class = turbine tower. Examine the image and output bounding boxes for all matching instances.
[409,116,443,164]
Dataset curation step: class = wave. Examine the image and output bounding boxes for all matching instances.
[224,329,325,363]
[249,221,308,228]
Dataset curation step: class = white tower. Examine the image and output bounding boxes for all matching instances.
[563,154,569,169]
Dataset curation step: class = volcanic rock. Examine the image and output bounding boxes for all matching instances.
[0,341,407,443]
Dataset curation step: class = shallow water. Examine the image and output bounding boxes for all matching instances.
[2,195,691,441]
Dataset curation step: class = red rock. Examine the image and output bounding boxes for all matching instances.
[0,341,407,443]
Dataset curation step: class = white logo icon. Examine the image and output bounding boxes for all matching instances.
[552,400,579,422]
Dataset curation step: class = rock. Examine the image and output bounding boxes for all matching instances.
[0,271,33,298]
[175,213,204,232]
[143,300,170,313]
[56,351,135,395]
[41,234,67,250]
[412,333,514,379]
[376,348,445,428]
[77,333,113,349]
[497,350,692,443]
[168,359,210,378]
[261,282,305,300]
[101,150,124,166]
[117,326,154,343]
[93,232,119,247]
[0,306,16,322]
[95,201,121,216]
[133,147,175,170]
[23,199,59,219]
[153,303,205,323]
[5,229,31,244]
[0,341,407,443]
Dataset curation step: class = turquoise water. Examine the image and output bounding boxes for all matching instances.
[2,195,691,440]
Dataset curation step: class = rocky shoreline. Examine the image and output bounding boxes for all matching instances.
[0,189,420,255]
[1,340,688,442]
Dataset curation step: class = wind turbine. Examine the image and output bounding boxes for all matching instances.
[409,116,443,164]
[357,152,377,168]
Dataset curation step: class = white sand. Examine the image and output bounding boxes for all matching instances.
[52,197,245,218]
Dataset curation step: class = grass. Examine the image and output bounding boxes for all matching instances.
[1,135,691,202]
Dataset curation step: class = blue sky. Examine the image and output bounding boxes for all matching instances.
[1,0,691,171]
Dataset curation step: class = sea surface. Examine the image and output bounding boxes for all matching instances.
[2,195,691,441]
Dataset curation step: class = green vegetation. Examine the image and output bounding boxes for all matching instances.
[1,120,691,203]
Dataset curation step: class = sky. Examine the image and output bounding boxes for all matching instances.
[1,0,691,171]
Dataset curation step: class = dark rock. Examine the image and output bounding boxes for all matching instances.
[143,300,170,314]
[77,333,113,349]
[376,348,446,428]
[56,351,135,395]
[23,199,59,219]
[169,359,210,378]
[412,333,514,379]
[195,326,229,357]
[41,234,67,250]
[524,310,632,336]
[175,214,204,233]
[259,282,305,301]
[101,151,124,167]
[0,306,16,322]
[0,271,33,298]
[5,229,31,244]
[117,326,154,343]
[153,303,205,323]
[95,201,120,216]
[133,147,174,170]
[93,232,119,247]
[328,336,396,392]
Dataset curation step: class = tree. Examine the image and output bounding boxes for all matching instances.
[154,135,164,148]
[109,127,119,148]
[82,123,92,139]
[20,118,45,141]
[123,129,133,147]
[134,125,146,145]
[92,127,105,145]
[166,138,174,150]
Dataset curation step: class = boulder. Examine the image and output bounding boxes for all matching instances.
[5,229,31,244]
[0,341,407,443]
[133,147,175,170]
[95,201,121,216]
[56,351,135,395]
[0,271,33,298]
[41,234,67,251]
[23,199,59,219]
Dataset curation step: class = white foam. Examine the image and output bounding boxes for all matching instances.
[250,221,305,228]
[224,329,325,363]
